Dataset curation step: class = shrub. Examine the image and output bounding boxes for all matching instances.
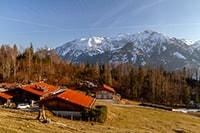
[81,105,107,123]
[81,108,90,121]
[95,105,107,123]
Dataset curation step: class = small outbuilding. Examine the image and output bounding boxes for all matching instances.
[95,84,115,99]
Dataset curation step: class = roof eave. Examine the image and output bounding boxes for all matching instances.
[89,98,96,109]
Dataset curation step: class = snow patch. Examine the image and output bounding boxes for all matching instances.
[181,39,194,45]
[173,52,186,60]
[80,38,87,41]
[162,46,167,51]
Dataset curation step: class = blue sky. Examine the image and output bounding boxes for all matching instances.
[1,0,200,48]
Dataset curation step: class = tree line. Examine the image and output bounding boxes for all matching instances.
[0,44,199,106]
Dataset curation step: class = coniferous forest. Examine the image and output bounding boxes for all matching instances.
[0,44,200,107]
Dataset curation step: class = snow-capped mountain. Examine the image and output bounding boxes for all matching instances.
[55,30,200,70]
[190,41,200,51]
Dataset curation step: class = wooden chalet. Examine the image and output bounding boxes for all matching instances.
[39,89,95,111]
[6,82,58,104]
[95,84,115,99]
[0,92,13,105]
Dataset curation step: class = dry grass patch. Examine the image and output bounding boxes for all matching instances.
[95,101,200,132]
[0,103,200,133]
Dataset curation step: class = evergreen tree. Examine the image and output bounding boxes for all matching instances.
[136,65,144,99]
[129,68,137,99]
[194,93,200,103]
[141,72,153,102]
[182,87,191,105]
[104,64,112,85]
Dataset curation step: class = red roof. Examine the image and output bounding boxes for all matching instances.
[57,89,95,108]
[0,83,18,88]
[0,92,13,99]
[21,82,58,96]
[103,84,115,93]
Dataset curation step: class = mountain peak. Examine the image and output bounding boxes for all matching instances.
[141,30,158,34]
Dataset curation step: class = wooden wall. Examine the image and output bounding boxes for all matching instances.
[40,98,85,111]
[96,90,113,99]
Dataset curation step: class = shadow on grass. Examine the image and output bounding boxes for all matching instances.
[188,112,200,118]
[173,129,190,133]
[7,115,37,121]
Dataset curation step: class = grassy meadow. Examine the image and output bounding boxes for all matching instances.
[0,102,200,133]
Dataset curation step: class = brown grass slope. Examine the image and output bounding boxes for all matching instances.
[0,103,200,133]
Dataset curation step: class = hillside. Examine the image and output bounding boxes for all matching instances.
[0,103,200,133]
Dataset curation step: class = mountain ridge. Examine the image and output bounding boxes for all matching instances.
[55,30,200,70]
